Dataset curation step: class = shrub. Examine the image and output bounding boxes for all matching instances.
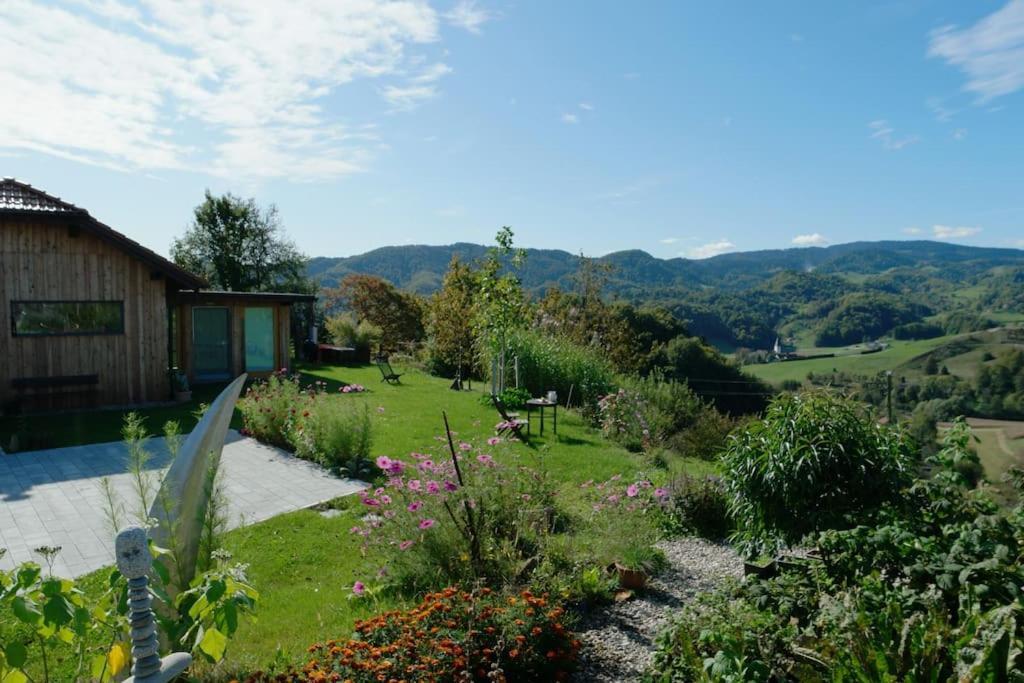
[479,386,531,410]
[660,474,731,541]
[289,398,372,474]
[722,391,916,557]
[501,329,614,418]
[576,475,669,570]
[251,587,579,682]
[597,388,651,452]
[325,312,382,361]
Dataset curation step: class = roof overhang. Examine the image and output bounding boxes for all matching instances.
[172,290,316,305]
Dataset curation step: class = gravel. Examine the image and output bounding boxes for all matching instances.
[571,537,743,682]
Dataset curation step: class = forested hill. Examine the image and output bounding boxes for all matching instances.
[308,240,1024,295]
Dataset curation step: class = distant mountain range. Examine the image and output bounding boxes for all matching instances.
[307,240,1024,295]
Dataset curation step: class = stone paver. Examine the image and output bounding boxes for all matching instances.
[0,431,365,577]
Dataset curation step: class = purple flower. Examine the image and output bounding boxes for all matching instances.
[607,494,620,504]
[487,436,501,446]
[476,454,494,465]
[444,480,458,492]
[459,442,472,451]
[375,456,392,470]
[626,484,639,498]
[362,497,380,507]
[352,581,365,596]
[408,479,422,492]
[419,518,436,530]
[654,487,669,501]
[399,540,414,551]
[407,501,423,512]
[425,481,441,494]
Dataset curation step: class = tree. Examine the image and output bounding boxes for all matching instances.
[324,274,424,353]
[171,191,310,293]
[474,228,527,391]
[427,256,481,378]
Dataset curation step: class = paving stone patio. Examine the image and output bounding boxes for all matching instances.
[0,431,366,577]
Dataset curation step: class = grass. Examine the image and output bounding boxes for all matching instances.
[940,419,1024,504]
[1,361,714,678]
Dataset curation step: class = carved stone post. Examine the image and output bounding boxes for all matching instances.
[115,526,192,683]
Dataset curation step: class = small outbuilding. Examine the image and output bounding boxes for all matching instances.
[0,178,314,412]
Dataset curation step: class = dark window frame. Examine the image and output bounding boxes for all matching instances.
[11,300,126,337]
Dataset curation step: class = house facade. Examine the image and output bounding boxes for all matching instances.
[0,179,313,413]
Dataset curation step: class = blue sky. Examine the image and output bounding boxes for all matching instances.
[1,1,1022,260]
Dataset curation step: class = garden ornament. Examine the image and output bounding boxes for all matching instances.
[115,526,192,682]
[149,373,247,589]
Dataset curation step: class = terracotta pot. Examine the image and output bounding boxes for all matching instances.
[614,563,649,590]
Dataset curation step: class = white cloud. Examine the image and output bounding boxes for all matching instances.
[1012,239,1024,247]
[579,102,594,111]
[933,224,982,239]
[444,0,491,34]
[868,119,920,150]
[902,226,923,235]
[561,113,579,124]
[953,128,968,140]
[792,233,828,246]
[928,0,1024,102]
[659,237,679,245]
[686,240,736,259]
[0,0,446,180]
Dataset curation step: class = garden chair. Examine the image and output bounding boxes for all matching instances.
[491,395,528,440]
[375,356,403,384]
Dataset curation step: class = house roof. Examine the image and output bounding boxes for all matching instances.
[0,178,207,290]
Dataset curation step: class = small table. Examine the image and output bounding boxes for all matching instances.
[525,398,557,435]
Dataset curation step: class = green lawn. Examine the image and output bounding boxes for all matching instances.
[2,363,712,678]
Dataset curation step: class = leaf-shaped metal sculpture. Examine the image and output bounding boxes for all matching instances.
[149,373,247,589]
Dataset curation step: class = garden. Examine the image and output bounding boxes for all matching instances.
[5,231,1024,681]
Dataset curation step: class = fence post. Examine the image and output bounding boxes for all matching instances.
[115,526,192,683]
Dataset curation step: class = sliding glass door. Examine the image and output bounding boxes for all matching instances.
[244,307,275,372]
[192,307,231,381]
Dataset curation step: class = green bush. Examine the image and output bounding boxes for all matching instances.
[237,371,308,449]
[660,474,732,541]
[289,398,373,474]
[501,329,615,417]
[722,391,916,557]
[479,386,532,410]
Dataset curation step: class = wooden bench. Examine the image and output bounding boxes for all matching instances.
[11,374,100,410]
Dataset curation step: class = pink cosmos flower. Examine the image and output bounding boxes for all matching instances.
[476,454,494,465]
[654,487,669,500]
[444,481,458,492]
[399,540,414,551]
[407,501,423,512]
[419,518,436,530]
[385,460,405,476]
[459,442,472,451]
[607,494,620,504]
[375,456,392,470]
[487,436,501,446]
[362,497,380,507]
[408,479,422,492]
[425,481,441,494]
[352,581,365,596]
[626,484,639,498]
[380,494,392,505]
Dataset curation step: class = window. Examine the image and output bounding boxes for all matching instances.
[11,301,124,336]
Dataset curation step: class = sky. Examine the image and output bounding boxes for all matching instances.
[1,0,1022,260]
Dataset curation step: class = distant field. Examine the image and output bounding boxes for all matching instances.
[746,336,956,384]
[748,325,1024,385]
[939,419,1024,503]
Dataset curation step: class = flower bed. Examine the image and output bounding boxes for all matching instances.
[237,371,373,474]
[247,587,579,682]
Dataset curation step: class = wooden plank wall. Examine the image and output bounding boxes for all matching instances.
[0,217,170,410]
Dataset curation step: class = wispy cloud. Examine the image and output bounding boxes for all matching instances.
[686,240,736,259]
[927,97,959,123]
[953,128,968,141]
[579,102,594,111]
[933,224,982,239]
[928,0,1024,102]
[561,113,579,124]
[792,233,828,246]
[1012,239,1024,247]
[0,0,445,180]
[902,226,923,235]
[659,237,679,245]
[868,120,920,150]
[445,0,492,34]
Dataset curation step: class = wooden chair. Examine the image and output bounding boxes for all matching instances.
[375,356,403,384]
[491,395,528,440]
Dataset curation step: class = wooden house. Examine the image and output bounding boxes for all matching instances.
[0,179,314,412]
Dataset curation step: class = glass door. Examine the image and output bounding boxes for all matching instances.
[192,307,231,380]
[244,307,275,371]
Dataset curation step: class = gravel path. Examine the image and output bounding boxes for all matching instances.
[571,537,743,682]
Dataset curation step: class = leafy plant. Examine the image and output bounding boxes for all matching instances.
[722,391,916,557]
[660,474,732,541]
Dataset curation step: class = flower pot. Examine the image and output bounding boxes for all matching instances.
[614,563,649,590]
[174,390,192,403]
